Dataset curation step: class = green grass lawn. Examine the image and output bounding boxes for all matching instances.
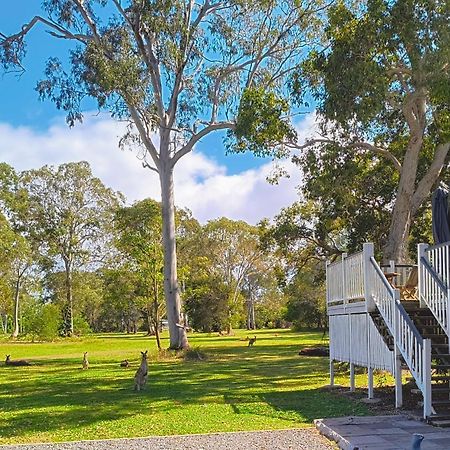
[0,329,370,444]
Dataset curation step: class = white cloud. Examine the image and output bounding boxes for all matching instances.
[0,113,318,224]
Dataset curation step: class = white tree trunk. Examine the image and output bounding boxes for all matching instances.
[11,276,20,338]
[160,165,189,349]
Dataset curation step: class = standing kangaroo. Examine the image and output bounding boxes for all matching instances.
[5,355,31,366]
[248,336,257,347]
[82,352,89,370]
[134,350,148,391]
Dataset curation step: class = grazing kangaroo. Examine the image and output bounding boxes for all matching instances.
[5,355,31,366]
[82,352,89,370]
[134,350,148,391]
[120,359,130,368]
[248,336,257,347]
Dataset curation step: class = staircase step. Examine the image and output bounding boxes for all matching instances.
[432,365,450,370]
[432,387,450,394]
[431,375,450,381]
[433,399,450,406]
[423,334,448,340]
[428,419,450,427]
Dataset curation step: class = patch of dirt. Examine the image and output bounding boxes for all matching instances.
[299,347,329,357]
[320,382,423,417]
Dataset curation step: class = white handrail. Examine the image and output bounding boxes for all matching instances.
[368,257,432,416]
[418,243,450,338]
[426,242,450,289]
[326,251,364,308]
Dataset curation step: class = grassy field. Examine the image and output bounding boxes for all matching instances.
[0,329,370,444]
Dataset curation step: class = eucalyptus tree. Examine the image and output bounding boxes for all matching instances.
[198,218,266,333]
[293,0,450,261]
[20,161,121,336]
[0,164,35,338]
[0,0,324,348]
[115,198,165,349]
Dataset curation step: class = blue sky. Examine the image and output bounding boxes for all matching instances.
[0,2,316,224]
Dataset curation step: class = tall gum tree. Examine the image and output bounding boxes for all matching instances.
[20,162,121,336]
[0,164,34,338]
[292,0,449,262]
[0,0,325,348]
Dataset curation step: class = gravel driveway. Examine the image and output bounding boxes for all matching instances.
[0,429,336,450]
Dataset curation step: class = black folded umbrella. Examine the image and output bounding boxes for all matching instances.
[432,186,450,244]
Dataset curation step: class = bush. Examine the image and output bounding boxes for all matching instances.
[24,303,61,341]
[73,315,92,336]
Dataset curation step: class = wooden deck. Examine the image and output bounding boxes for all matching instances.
[327,241,450,424]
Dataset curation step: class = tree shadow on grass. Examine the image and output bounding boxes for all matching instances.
[0,337,353,442]
[224,388,369,423]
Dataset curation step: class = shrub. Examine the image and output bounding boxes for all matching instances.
[24,303,61,341]
[73,315,92,336]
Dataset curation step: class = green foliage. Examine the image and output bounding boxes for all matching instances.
[73,315,92,336]
[231,87,296,158]
[114,198,165,339]
[298,0,449,136]
[184,271,230,332]
[23,303,61,341]
[100,267,140,332]
[291,0,449,260]
[18,161,121,335]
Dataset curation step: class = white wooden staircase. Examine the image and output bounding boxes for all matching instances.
[327,242,450,425]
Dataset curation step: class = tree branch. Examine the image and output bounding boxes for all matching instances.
[171,121,235,166]
[70,0,102,46]
[411,141,450,214]
[0,16,91,60]
[128,105,160,169]
[292,138,402,172]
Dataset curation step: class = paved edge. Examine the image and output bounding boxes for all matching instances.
[314,419,353,450]
[0,427,329,449]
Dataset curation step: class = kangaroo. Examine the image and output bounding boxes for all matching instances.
[248,336,257,347]
[120,359,130,368]
[5,355,31,366]
[82,352,89,370]
[134,350,148,391]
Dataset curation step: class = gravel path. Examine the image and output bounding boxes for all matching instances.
[0,429,336,450]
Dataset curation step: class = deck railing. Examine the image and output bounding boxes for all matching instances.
[326,251,365,310]
[367,255,432,417]
[418,242,450,337]
[380,263,416,288]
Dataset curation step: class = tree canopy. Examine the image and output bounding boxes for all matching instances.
[293,0,450,261]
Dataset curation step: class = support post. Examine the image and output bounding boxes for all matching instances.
[330,359,335,387]
[367,314,374,399]
[417,243,428,308]
[350,363,355,392]
[363,243,375,311]
[423,338,432,419]
[393,289,403,408]
[394,354,403,408]
[348,314,353,390]
[368,367,374,399]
